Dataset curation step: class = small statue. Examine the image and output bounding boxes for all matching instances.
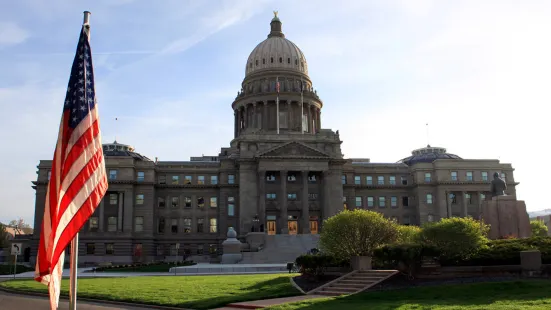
[273,11,278,18]
[490,172,507,197]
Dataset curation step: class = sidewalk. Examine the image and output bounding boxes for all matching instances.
[216,295,327,309]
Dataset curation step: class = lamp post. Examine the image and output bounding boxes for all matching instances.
[252,214,259,232]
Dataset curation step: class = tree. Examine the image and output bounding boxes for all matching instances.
[319,209,399,260]
[530,220,548,237]
[0,223,8,249]
[8,218,32,234]
[418,217,489,261]
[396,225,422,244]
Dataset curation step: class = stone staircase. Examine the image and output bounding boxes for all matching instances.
[309,270,398,296]
[239,234,319,264]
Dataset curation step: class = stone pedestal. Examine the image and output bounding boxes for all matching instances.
[351,256,372,270]
[520,250,542,272]
[481,196,531,239]
[221,227,243,264]
[245,232,265,251]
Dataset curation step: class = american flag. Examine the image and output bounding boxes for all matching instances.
[276,77,280,93]
[35,25,108,310]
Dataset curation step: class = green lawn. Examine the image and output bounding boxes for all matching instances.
[0,274,300,309]
[0,264,34,275]
[267,280,551,310]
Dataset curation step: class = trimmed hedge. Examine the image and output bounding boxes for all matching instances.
[295,254,349,277]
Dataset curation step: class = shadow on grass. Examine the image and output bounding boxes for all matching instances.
[274,280,551,310]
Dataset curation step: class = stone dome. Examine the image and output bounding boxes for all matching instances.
[397,145,462,166]
[245,13,308,77]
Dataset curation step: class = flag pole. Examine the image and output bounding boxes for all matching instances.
[276,77,280,134]
[68,11,91,310]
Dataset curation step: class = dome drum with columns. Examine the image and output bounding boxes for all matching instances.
[232,13,323,137]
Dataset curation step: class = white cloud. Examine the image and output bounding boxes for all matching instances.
[0,22,29,47]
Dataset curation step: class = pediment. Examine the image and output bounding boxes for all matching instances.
[258,142,330,158]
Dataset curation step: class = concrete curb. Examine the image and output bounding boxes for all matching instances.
[289,277,306,295]
[0,285,195,310]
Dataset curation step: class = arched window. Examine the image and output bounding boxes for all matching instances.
[255,60,259,66]
[249,62,252,68]
[287,58,291,64]
[279,57,282,63]
[270,57,274,63]
[295,59,298,65]
[262,58,265,64]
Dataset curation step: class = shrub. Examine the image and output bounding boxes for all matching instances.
[319,209,399,260]
[530,220,548,237]
[295,254,349,277]
[418,217,489,262]
[373,243,439,274]
[396,225,422,244]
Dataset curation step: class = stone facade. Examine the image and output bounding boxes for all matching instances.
[29,14,520,265]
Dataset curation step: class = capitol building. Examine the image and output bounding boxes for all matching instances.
[30,14,518,264]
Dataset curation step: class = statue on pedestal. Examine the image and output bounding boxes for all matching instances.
[490,172,507,197]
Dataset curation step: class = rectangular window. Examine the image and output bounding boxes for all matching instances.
[501,173,506,181]
[228,204,235,216]
[183,218,191,233]
[341,175,347,184]
[158,217,165,233]
[228,174,235,184]
[210,197,218,208]
[391,196,397,207]
[86,243,95,255]
[197,218,204,233]
[480,193,486,201]
[466,171,473,181]
[366,176,373,185]
[197,245,204,255]
[158,197,165,208]
[107,216,117,232]
[379,197,386,207]
[184,175,192,184]
[171,197,179,208]
[210,175,218,185]
[450,193,457,204]
[287,173,297,182]
[466,193,472,204]
[159,175,166,184]
[89,217,98,232]
[424,173,431,182]
[279,111,288,128]
[197,197,205,208]
[171,219,178,233]
[134,216,144,232]
[135,194,144,205]
[389,176,396,185]
[309,193,318,200]
[367,196,374,207]
[172,175,179,184]
[197,176,205,185]
[105,243,114,255]
[210,218,217,233]
[308,174,317,182]
[355,196,362,207]
[402,196,409,207]
[109,170,117,180]
[426,194,433,204]
[266,193,277,200]
[210,244,218,254]
[451,171,458,181]
[401,176,408,185]
[377,176,384,185]
[287,193,297,200]
[109,193,118,205]
[184,196,192,208]
[481,171,488,181]
[354,176,361,185]
[137,171,145,182]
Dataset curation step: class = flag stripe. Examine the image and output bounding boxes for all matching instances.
[61,112,98,180]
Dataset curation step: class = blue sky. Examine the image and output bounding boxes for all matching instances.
[1,0,549,225]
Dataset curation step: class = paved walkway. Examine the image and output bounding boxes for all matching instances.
[0,290,151,310]
[217,295,327,309]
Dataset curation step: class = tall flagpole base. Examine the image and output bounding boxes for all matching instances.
[69,233,79,310]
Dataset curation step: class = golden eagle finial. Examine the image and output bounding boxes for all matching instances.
[273,11,278,18]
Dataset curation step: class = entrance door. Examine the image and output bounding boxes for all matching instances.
[309,221,318,234]
[267,221,277,235]
[288,221,298,235]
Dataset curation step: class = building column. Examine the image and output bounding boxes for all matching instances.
[280,170,288,234]
[262,101,268,130]
[462,191,468,217]
[446,191,453,218]
[252,102,257,128]
[306,103,312,133]
[117,192,124,232]
[316,108,321,132]
[244,104,249,129]
[258,170,266,229]
[301,171,310,234]
[237,106,243,135]
[287,101,292,131]
[123,189,134,232]
[98,199,105,232]
[234,110,238,137]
